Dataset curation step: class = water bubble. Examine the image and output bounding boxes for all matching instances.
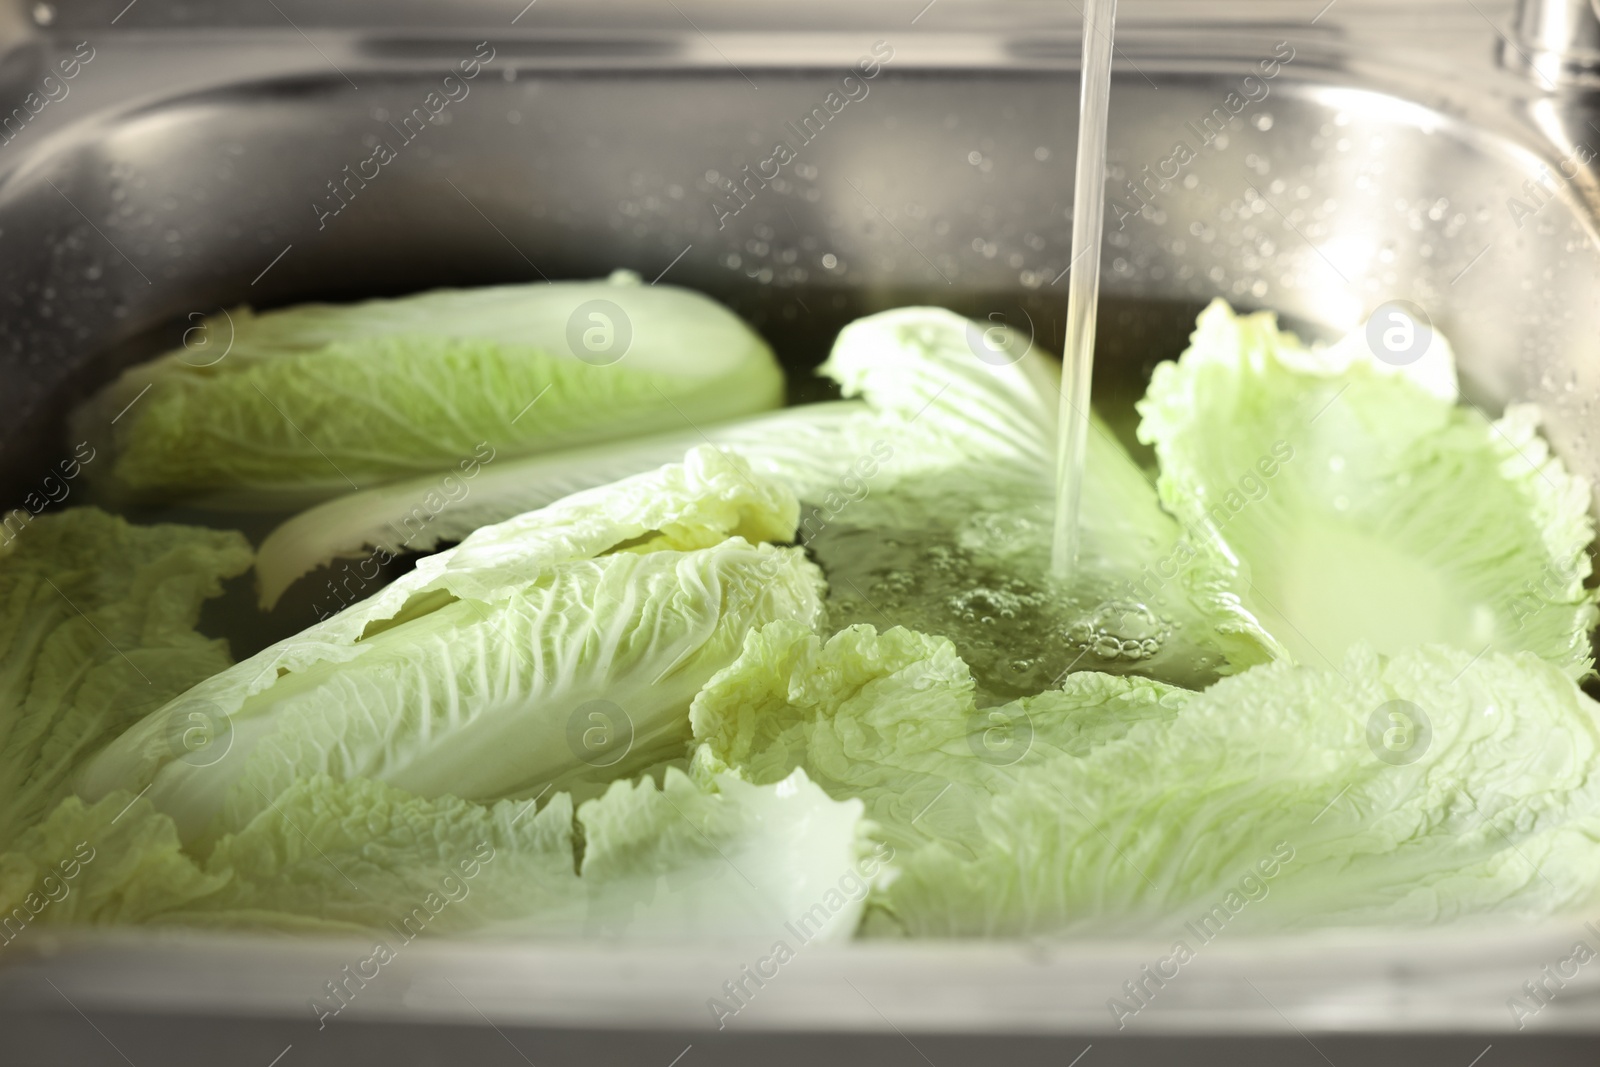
[814,503,1199,698]
[1067,601,1172,662]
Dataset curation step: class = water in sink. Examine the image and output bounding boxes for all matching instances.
[16,7,1600,948]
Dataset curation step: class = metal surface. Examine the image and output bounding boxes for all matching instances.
[3,0,1600,1060]
[1508,0,1600,85]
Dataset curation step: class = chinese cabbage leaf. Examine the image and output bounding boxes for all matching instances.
[78,448,825,844]
[1138,299,1597,678]
[75,273,784,507]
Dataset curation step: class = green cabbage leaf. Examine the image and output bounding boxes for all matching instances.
[77,448,825,844]
[1138,300,1597,678]
[875,644,1600,937]
[3,767,869,943]
[74,273,784,507]
[0,508,250,849]
[689,620,1185,856]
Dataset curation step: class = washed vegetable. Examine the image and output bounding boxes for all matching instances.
[253,403,867,610]
[872,644,1600,937]
[251,306,1121,591]
[689,620,1185,854]
[256,307,1259,688]
[257,303,1071,592]
[6,767,868,942]
[77,448,825,844]
[0,492,863,941]
[5,291,1596,948]
[797,308,1272,690]
[0,508,250,849]
[1139,299,1597,678]
[73,273,784,507]
[0,792,226,929]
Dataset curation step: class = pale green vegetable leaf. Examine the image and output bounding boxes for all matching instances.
[77,448,826,844]
[0,792,227,928]
[199,767,867,940]
[253,403,868,609]
[1138,299,1597,679]
[74,273,784,507]
[4,768,868,943]
[0,508,251,849]
[499,765,871,941]
[875,644,1600,937]
[690,620,1186,855]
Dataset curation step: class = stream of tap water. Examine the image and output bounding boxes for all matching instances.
[1049,0,1119,582]
[814,0,1181,703]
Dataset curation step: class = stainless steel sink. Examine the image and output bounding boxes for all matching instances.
[3,0,1600,1062]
